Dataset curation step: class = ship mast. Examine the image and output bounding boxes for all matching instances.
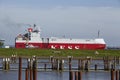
[98,30,100,38]
[33,24,36,29]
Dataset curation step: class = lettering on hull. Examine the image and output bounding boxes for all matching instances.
[51,45,80,49]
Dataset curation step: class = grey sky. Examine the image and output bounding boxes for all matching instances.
[0,0,120,47]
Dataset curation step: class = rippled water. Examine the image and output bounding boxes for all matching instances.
[0,70,110,80]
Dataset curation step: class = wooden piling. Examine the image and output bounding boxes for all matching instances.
[117,57,119,64]
[111,70,114,80]
[69,71,74,80]
[30,69,33,80]
[25,68,29,80]
[68,56,72,80]
[68,57,72,70]
[33,58,37,69]
[111,64,114,71]
[27,58,31,69]
[52,59,57,70]
[78,59,80,70]
[57,59,59,70]
[69,63,72,71]
[33,68,37,80]
[85,60,89,71]
[59,59,64,70]
[18,57,22,80]
[119,70,120,80]
[113,57,116,71]
[2,58,5,70]
[75,71,78,80]
[80,60,84,71]
[6,58,10,70]
[95,64,97,71]
[50,56,54,70]
[115,57,119,65]
[44,64,47,70]
[78,71,82,80]
[103,56,110,71]
[116,70,119,80]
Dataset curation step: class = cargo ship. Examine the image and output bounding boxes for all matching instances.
[15,25,106,49]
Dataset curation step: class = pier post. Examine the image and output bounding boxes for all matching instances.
[68,56,72,80]
[30,69,33,80]
[33,68,37,80]
[78,71,82,80]
[7,58,9,70]
[68,56,72,70]
[85,60,89,71]
[103,56,110,70]
[32,56,37,69]
[52,58,57,70]
[111,70,114,80]
[80,60,84,71]
[95,64,97,71]
[44,63,47,70]
[2,58,5,70]
[115,57,119,65]
[75,71,78,80]
[116,70,119,80]
[29,58,33,80]
[111,64,114,71]
[32,56,37,80]
[113,57,116,71]
[57,59,59,71]
[119,70,120,80]
[27,58,31,69]
[18,57,22,80]
[69,71,74,80]
[78,59,80,71]
[50,56,54,70]
[25,68,29,80]
[59,59,64,71]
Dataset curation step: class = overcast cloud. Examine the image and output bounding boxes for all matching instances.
[0,0,120,47]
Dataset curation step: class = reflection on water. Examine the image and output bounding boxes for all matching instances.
[0,70,110,80]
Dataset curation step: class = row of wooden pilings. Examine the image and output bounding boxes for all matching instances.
[50,56,91,71]
[17,56,83,80]
[50,56,120,71]
[2,56,91,71]
[103,56,120,71]
[2,56,120,80]
[2,54,17,70]
[2,56,120,71]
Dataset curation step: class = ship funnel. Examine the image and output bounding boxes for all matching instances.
[28,28,33,32]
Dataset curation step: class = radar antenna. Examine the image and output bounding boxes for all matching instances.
[34,24,36,28]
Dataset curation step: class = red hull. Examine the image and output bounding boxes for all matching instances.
[15,42,106,50]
